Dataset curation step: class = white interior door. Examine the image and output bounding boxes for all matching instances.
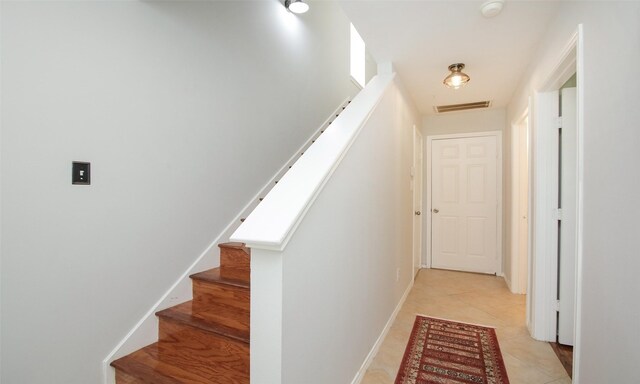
[431,136,498,274]
[558,87,577,346]
[413,127,424,276]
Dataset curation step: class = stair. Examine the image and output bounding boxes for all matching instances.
[111,243,251,384]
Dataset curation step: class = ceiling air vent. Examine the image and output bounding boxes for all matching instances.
[434,100,491,113]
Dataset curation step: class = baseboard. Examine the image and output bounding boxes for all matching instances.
[504,274,513,292]
[101,98,351,384]
[350,279,414,384]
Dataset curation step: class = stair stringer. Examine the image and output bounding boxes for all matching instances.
[101,97,352,384]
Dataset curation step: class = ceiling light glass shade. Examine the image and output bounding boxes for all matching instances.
[285,0,309,14]
[443,63,470,89]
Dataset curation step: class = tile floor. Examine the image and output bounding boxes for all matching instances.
[362,269,571,384]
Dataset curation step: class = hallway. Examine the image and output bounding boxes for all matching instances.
[363,269,570,384]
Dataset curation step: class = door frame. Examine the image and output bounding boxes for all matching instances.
[412,125,424,277]
[425,131,503,275]
[509,105,532,295]
[529,24,584,382]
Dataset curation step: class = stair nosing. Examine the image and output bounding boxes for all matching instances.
[157,305,250,344]
[111,357,183,384]
[190,268,250,289]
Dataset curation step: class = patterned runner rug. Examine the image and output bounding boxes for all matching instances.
[395,316,510,384]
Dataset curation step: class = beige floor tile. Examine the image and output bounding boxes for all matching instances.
[499,335,569,379]
[495,324,531,342]
[502,353,557,384]
[361,269,571,384]
[546,377,572,384]
[361,367,394,384]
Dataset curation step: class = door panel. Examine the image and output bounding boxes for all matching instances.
[441,217,459,254]
[441,166,459,201]
[467,165,486,202]
[431,136,498,274]
[467,217,486,256]
[558,87,577,346]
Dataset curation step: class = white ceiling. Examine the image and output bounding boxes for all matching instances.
[339,1,561,115]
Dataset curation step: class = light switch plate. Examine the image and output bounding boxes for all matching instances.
[72,161,90,185]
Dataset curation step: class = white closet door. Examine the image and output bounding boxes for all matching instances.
[431,136,498,274]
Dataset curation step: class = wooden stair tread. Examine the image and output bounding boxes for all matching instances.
[111,329,249,384]
[157,302,249,343]
[190,268,249,289]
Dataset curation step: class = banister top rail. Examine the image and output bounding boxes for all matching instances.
[230,73,395,251]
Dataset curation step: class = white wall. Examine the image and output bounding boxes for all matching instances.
[0,1,357,383]
[0,3,3,376]
[507,2,640,382]
[262,76,418,383]
[365,51,378,85]
[422,108,506,137]
[422,108,509,277]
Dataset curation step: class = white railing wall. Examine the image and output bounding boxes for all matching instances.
[231,73,420,383]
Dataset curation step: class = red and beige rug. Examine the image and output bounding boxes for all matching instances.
[395,316,510,384]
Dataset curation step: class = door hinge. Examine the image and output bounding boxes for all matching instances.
[557,116,563,129]
[555,208,563,220]
[555,300,560,311]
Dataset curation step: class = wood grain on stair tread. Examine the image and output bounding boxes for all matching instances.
[218,242,249,253]
[111,324,249,384]
[192,280,249,312]
[191,268,250,311]
[114,361,184,384]
[190,268,249,289]
[218,243,250,282]
[157,301,249,343]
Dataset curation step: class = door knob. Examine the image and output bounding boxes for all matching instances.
[432,209,439,213]
[415,211,421,216]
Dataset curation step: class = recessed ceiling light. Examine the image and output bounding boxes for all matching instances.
[480,0,505,18]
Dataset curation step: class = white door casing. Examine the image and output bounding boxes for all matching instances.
[413,126,424,276]
[510,111,531,295]
[528,26,583,382]
[518,118,530,295]
[429,133,500,275]
[558,87,577,346]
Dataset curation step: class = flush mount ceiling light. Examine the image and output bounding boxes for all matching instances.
[480,0,505,18]
[443,63,471,89]
[285,0,309,14]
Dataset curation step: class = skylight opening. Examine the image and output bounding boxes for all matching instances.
[350,24,366,88]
